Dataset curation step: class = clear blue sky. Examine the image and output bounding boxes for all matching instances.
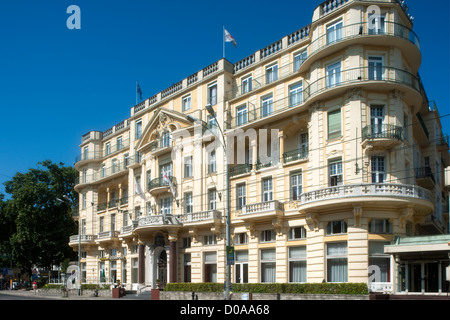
[0,0,449,197]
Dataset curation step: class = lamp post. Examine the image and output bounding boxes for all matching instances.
[186,105,232,300]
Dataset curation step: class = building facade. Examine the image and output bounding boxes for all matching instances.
[71,0,450,294]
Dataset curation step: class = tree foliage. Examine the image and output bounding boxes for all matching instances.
[0,160,78,277]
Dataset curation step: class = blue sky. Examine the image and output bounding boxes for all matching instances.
[0,0,449,197]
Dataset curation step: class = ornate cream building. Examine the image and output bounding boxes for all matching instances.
[71,0,450,294]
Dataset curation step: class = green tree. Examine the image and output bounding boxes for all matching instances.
[2,160,78,279]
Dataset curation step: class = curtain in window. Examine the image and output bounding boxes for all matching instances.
[261,249,276,283]
[326,243,347,282]
[289,247,306,282]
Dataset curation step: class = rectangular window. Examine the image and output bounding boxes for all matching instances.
[183,254,191,282]
[266,64,278,84]
[327,20,343,44]
[289,82,303,107]
[99,216,104,232]
[83,146,89,160]
[328,108,342,139]
[294,51,307,72]
[368,56,384,80]
[182,95,191,111]
[204,252,217,282]
[184,192,193,214]
[121,260,127,284]
[326,242,348,282]
[369,241,391,282]
[208,189,216,210]
[371,156,386,183]
[261,94,274,118]
[131,258,138,283]
[241,75,253,94]
[234,233,248,245]
[260,229,276,243]
[236,183,246,210]
[161,131,171,148]
[369,219,392,234]
[105,142,111,156]
[208,83,217,106]
[329,159,343,186]
[368,14,385,35]
[289,246,307,283]
[110,213,116,231]
[207,114,218,135]
[184,156,193,178]
[288,226,306,240]
[235,250,249,283]
[260,249,276,283]
[326,62,341,87]
[135,120,142,139]
[182,237,191,248]
[99,261,106,283]
[290,171,303,200]
[326,220,347,235]
[370,105,384,136]
[82,193,86,209]
[237,105,248,126]
[117,136,123,151]
[160,162,173,177]
[160,196,173,215]
[208,151,216,173]
[262,177,273,202]
[204,235,217,245]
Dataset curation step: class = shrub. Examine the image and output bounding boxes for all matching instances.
[164,282,368,295]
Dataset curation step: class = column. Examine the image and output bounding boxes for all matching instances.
[168,233,178,283]
[138,241,145,284]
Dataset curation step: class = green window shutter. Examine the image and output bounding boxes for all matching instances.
[328,109,341,139]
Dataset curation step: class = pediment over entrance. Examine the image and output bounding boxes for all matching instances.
[135,108,193,153]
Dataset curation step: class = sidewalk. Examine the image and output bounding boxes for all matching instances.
[0,289,150,300]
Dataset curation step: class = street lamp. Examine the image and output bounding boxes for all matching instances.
[186,105,232,300]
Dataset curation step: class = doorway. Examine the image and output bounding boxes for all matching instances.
[157,250,167,289]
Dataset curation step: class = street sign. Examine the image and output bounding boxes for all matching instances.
[226,246,235,265]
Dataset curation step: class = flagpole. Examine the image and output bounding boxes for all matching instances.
[136,80,138,105]
[223,26,225,59]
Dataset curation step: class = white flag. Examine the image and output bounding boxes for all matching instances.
[224,28,237,47]
[162,171,177,198]
[134,176,146,201]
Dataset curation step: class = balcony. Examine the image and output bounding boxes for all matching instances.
[96,231,120,246]
[283,148,309,164]
[120,221,138,236]
[179,210,222,226]
[361,124,404,148]
[436,134,449,151]
[137,214,181,228]
[147,176,177,196]
[229,164,252,177]
[227,66,422,130]
[298,183,433,213]
[69,234,97,248]
[416,167,435,189]
[75,151,102,168]
[300,21,420,74]
[149,137,173,156]
[236,200,284,222]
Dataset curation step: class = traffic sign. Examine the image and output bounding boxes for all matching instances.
[226,246,235,265]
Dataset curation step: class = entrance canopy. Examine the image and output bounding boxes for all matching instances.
[385,235,450,261]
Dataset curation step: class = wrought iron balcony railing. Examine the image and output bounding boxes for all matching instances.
[362,124,404,141]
